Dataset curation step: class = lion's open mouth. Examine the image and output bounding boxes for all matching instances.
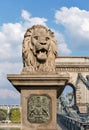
[36,48,48,54]
[36,48,48,62]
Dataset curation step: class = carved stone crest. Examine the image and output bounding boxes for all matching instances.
[27,95,51,123]
[22,25,58,74]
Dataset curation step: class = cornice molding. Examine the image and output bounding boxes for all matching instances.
[56,57,89,72]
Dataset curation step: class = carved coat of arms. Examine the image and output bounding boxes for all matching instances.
[27,95,51,123]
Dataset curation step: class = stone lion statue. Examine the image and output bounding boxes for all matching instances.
[22,25,58,73]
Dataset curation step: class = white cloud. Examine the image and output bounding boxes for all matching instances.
[55,7,89,49]
[0,62,22,88]
[54,31,71,55]
[21,9,47,26]
[0,23,24,60]
[0,62,22,74]
[21,10,31,21]
[0,89,20,99]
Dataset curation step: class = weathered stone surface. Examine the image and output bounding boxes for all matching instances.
[21,89,57,130]
[7,74,69,130]
[76,73,89,113]
[22,25,58,74]
[27,95,51,123]
[56,56,89,113]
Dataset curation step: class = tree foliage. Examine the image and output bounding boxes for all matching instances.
[9,108,21,122]
[0,109,7,121]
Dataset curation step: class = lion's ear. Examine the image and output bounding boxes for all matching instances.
[24,28,32,38]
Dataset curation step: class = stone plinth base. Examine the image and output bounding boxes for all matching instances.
[7,74,69,130]
[21,89,57,130]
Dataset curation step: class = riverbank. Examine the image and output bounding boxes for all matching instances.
[0,123,68,130]
[0,123,21,128]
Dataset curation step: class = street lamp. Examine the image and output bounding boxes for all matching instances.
[67,92,74,107]
[6,106,10,123]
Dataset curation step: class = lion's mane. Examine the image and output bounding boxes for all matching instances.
[22,25,58,73]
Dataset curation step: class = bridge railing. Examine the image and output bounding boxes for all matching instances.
[58,114,89,130]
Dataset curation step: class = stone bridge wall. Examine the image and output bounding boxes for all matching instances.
[56,56,89,113]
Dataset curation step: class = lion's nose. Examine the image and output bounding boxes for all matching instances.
[40,42,47,45]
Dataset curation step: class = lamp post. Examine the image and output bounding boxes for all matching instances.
[67,92,73,107]
[6,106,10,123]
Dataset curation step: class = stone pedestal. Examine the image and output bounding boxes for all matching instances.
[7,74,69,130]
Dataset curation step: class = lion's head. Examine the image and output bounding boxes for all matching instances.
[31,26,50,62]
[22,25,58,73]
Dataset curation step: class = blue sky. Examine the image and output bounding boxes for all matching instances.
[0,0,89,104]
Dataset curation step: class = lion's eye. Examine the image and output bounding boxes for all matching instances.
[46,37,50,41]
[34,36,38,40]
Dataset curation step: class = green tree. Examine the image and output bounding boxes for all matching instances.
[0,109,7,121]
[9,108,21,122]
